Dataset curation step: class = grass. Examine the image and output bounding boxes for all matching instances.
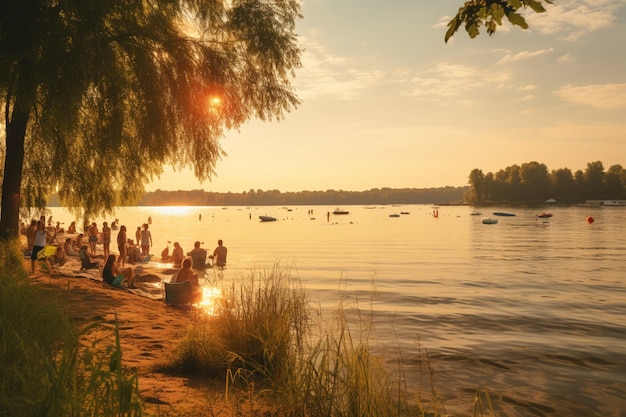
[2,236,496,416]
[0,238,142,417]
[171,263,496,417]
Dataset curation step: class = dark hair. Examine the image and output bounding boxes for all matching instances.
[102,254,117,283]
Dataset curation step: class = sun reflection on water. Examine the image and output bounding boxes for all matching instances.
[197,285,222,315]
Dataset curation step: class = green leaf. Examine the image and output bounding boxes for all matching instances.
[445,17,461,43]
[467,22,480,39]
[506,11,529,28]
[525,0,548,13]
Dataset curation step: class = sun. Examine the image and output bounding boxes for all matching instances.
[209,96,222,108]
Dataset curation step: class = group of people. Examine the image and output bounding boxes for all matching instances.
[25,215,228,304]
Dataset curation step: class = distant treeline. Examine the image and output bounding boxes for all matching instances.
[466,161,626,205]
[135,186,469,206]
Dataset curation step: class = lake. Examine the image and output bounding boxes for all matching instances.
[43,204,626,417]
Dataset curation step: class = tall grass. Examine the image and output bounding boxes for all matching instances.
[0,238,142,417]
[171,263,488,417]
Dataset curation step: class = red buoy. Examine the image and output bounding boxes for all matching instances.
[586,216,594,224]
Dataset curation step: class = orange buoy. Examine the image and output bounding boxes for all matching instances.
[586,216,594,224]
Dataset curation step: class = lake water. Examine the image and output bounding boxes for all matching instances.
[44,204,626,417]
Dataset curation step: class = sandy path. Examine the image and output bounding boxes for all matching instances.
[30,271,231,417]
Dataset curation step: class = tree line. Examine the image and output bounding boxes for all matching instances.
[128,186,469,207]
[466,161,626,205]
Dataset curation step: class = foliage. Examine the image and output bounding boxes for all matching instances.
[0,262,142,416]
[0,0,302,238]
[466,160,626,204]
[0,237,27,279]
[126,186,470,206]
[446,0,553,42]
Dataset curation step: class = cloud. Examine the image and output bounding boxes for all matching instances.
[402,63,512,104]
[556,83,626,110]
[294,37,385,100]
[526,0,622,41]
[496,48,554,64]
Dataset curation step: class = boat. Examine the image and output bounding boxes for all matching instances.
[333,208,349,215]
[259,215,277,222]
[493,212,515,217]
[537,213,553,218]
[389,213,400,218]
[400,211,410,215]
[482,218,498,224]
[470,211,481,216]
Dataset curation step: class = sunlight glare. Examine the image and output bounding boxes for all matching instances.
[198,286,222,316]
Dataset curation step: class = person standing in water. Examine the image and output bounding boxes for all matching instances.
[210,239,227,268]
[140,223,152,257]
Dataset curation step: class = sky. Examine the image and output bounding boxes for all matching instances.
[146,0,626,193]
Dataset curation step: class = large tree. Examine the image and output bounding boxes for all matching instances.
[0,0,301,238]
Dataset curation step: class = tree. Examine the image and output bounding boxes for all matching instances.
[520,161,549,202]
[549,168,575,202]
[446,0,553,43]
[605,164,625,199]
[0,0,301,238]
[583,161,605,199]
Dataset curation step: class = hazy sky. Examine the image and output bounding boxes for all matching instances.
[147,0,626,193]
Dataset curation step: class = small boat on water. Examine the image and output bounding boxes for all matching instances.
[482,218,498,224]
[333,208,349,215]
[259,215,277,222]
[400,211,410,215]
[389,213,400,218]
[470,211,481,216]
[537,213,553,218]
[493,212,515,217]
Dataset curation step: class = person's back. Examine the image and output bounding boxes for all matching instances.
[212,239,227,267]
[171,242,184,267]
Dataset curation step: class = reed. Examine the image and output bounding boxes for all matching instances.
[0,239,142,417]
[170,263,495,417]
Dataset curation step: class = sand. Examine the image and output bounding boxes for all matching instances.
[28,265,232,417]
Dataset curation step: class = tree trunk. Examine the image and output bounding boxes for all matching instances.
[0,106,29,240]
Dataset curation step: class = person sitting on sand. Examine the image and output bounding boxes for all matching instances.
[102,254,136,289]
[209,239,227,268]
[173,258,202,303]
[54,246,67,266]
[74,233,85,251]
[67,221,77,234]
[173,258,199,288]
[64,238,79,256]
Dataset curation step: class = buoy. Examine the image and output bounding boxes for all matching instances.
[586,216,594,224]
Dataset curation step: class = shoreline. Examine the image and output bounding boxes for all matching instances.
[28,267,230,416]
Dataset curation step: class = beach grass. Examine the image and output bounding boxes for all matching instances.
[170,263,493,417]
[0,238,142,417]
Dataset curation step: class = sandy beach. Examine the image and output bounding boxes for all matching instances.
[28,264,232,417]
